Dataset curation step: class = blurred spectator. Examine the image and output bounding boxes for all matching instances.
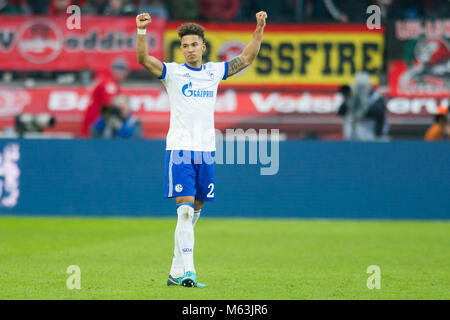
[338,72,388,141]
[286,0,310,22]
[137,0,168,19]
[26,0,86,14]
[383,0,450,20]
[374,0,393,20]
[239,0,285,21]
[82,0,108,14]
[322,0,372,23]
[337,84,352,117]
[0,0,28,14]
[91,95,142,139]
[48,0,72,15]
[389,0,425,20]
[424,106,449,141]
[422,0,450,19]
[199,0,241,21]
[26,0,49,14]
[81,59,129,137]
[104,0,135,15]
[169,0,198,19]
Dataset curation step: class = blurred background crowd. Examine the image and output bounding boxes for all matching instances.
[1,0,448,22]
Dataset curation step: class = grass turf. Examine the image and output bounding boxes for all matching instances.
[0,216,449,300]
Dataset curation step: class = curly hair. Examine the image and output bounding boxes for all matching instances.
[177,23,205,42]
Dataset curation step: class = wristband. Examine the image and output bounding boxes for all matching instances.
[137,29,146,35]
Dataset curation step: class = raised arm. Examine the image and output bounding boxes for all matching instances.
[227,11,267,78]
[136,13,164,78]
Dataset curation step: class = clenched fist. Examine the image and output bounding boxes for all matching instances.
[256,11,267,29]
[136,13,151,30]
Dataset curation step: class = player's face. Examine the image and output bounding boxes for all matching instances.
[180,35,206,66]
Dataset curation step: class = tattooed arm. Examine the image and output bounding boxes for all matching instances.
[227,11,267,78]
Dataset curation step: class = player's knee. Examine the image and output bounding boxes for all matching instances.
[177,203,194,221]
[175,196,195,205]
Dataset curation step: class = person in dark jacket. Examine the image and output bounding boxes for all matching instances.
[91,95,142,139]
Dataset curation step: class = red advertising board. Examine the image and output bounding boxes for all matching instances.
[0,16,164,71]
[0,85,445,139]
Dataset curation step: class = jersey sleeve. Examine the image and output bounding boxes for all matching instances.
[207,61,229,81]
[222,61,229,80]
[159,62,177,86]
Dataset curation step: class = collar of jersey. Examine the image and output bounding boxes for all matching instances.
[183,63,203,71]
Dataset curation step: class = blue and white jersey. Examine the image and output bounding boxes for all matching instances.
[159,61,229,152]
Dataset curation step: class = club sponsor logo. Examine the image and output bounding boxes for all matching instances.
[181,82,214,98]
[18,20,63,64]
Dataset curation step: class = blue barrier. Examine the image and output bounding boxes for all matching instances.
[0,139,448,219]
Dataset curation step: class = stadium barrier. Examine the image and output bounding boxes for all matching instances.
[0,139,448,219]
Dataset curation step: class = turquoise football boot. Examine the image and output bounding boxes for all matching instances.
[167,274,183,286]
[180,271,207,288]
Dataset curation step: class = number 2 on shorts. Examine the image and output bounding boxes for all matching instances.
[207,183,214,198]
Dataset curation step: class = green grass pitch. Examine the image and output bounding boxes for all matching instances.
[0,216,449,300]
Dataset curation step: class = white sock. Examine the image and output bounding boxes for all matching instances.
[193,210,201,227]
[170,208,201,278]
[173,202,195,275]
[169,225,184,278]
